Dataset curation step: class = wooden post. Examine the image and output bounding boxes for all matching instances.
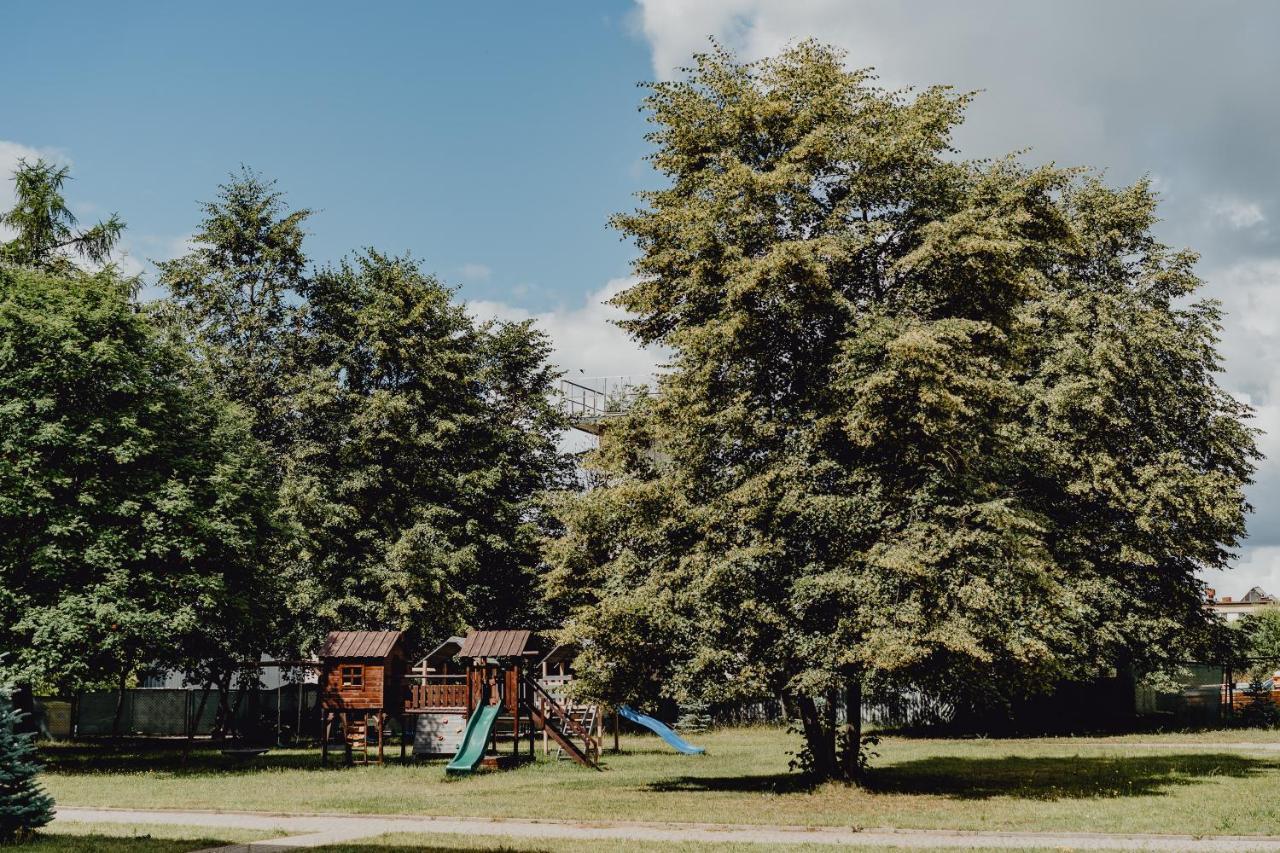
[613,708,620,753]
[400,715,407,760]
[321,711,331,766]
[377,711,385,765]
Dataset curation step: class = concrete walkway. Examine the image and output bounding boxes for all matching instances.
[54,806,1280,851]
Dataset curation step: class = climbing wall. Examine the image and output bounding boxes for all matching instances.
[413,710,467,757]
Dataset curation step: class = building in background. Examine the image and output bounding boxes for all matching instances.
[1206,586,1276,623]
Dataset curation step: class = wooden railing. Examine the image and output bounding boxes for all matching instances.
[406,679,467,710]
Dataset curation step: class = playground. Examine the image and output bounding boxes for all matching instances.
[36,728,1280,843]
[311,628,699,773]
[29,630,1280,848]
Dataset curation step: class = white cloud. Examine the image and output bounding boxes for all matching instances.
[459,262,492,281]
[470,277,665,455]
[1209,196,1267,230]
[1212,546,1280,600]
[468,276,664,380]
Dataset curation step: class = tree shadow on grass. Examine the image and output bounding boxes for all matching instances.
[39,739,406,776]
[30,832,264,852]
[647,753,1278,801]
[646,770,817,795]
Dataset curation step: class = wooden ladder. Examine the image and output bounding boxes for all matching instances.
[554,705,598,762]
[345,715,371,766]
[522,675,601,770]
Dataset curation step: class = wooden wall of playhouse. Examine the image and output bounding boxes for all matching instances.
[318,631,407,713]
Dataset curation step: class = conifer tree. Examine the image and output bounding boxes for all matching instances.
[0,159,124,274]
[0,687,53,842]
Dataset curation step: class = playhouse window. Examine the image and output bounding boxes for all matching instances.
[340,665,363,688]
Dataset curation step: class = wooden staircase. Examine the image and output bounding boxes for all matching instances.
[522,675,601,770]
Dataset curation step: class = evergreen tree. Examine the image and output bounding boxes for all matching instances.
[0,159,124,274]
[154,167,311,457]
[284,251,569,651]
[546,42,1258,782]
[0,686,54,842]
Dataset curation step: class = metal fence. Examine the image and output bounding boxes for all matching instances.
[36,685,320,739]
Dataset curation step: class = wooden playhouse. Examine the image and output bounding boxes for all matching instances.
[318,630,407,765]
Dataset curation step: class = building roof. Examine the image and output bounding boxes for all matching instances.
[539,643,577,668]
[1242,586,1274,604]
[457,629,534,659]
[423,636,465,664]
[320,630,404,659]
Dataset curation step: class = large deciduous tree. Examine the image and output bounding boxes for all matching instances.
[545,42,1257,782]
[0,267,276,713]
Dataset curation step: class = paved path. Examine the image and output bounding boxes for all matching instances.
[1099,742,1280,752]
[54,806,1280,851]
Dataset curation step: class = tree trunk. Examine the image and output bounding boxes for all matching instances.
[182,680,214,765]
[211,669,233,743]
[11,683,38,735]
[795,695,835,779]
[110,672,128,737]
[839,673,864,783]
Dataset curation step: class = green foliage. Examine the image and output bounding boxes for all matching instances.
[546,41,1258,780]
[283,251,570,650]
[154,167,310,456]
[0,686,53,843]
[1235,607,1280,679]
[0,266,277,694]
[156,169,569,655]
[0,159,124,274]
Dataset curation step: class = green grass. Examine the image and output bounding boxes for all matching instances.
[18,821,277,852]
[38,727,1280,836]
[307,833,1132,852]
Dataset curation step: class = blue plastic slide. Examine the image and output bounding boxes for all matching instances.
[618,704,705,754]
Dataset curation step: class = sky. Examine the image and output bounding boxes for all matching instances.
[4,1,1280,593]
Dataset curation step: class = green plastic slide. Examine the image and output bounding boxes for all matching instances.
[445,704,500,775]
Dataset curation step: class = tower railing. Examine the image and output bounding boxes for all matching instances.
[557,375,657,431]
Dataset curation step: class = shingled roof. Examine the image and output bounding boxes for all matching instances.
[457,629,534,659]
[320,630,404,659]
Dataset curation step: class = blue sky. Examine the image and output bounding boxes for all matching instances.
[1,1,654,311]
[6,1,1280,593]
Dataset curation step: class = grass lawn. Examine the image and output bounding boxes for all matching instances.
[23,821,278,852]
[38,727,1280,836]
[305,833,1132,852]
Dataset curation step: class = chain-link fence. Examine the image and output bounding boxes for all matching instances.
[36,685,320,740]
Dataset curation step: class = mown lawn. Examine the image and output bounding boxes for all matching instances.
[31,826,1130,853]
[38,727,1280,836]
[306,833,1128,852]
